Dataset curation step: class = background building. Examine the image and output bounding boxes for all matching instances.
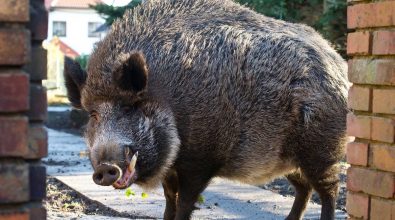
[44,0,129,97]
[46,0,106,55]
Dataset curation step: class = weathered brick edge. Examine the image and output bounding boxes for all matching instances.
[0,0,48,219]
[347,0,395,219]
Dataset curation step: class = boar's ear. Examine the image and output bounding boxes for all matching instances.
[112,52,148,93]
[64,57,87,109]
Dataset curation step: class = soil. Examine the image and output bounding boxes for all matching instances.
[45,176,135,219]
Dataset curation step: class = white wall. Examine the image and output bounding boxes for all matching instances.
[47,8,105,55]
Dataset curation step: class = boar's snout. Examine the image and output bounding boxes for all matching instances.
[92,163,120,186]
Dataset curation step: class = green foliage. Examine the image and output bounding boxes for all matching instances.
[90,0,142,25]
[197,194,205,204]
[74,55,89,70]
[315,0,347,55]
[125,187,148,200]
[141,192,148,198]
[125,188,136,197]
[235,0,346,56]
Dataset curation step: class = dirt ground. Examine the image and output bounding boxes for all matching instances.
[46,106,348,218]
[45,176,134,219]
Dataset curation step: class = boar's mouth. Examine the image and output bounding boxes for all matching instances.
[112,152,138,189]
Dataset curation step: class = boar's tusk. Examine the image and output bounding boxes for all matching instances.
[128,151,138,172]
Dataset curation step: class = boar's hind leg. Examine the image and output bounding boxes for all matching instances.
[285,172,313,220]
[303,163,339,220]
[174,171,212,220]
[162,170,179,220]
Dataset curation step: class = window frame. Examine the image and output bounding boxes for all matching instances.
[88,22,102,38]
[52,21,67,37]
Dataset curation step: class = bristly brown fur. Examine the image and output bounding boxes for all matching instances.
[64,0,349,219]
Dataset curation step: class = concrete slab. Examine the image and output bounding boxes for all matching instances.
[44,129,91,175]
[48,106,72,112]
[47,211,132,220]
[45,128,347,219]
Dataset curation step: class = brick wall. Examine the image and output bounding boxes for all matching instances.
[0,0,48,219]
[347,0,395,219]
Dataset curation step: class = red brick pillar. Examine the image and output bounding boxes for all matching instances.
[346,1,395,219]
[0,0,48,219]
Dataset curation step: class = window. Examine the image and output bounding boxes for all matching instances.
[88,22,101,38]
[53,21,66,37]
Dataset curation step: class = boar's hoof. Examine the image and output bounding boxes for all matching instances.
[93,163,120,186]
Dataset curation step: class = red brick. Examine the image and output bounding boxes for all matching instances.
[392,203,395,220]
[373,31,395,55]
[0,73,29,112]
[370,198,393,220]
[0,29,30,65]
[348,59,395,86]
[27,84,47,121]
[26,125,48,159]
[347,142,368,166]
[347,31,371,55]
[347,113,371,139]
[372,89,395,114]
[24,46,47,81]
[371,117,395,143]
[376,60,395,86]
[372,144,395,173]
[0,162,29,203]
[347,167,362,192]
[0,117,28,157]
[348,85,371,111]
[0,0,29,22]
[27,0,48,40]
[28,206,46,220]
[347,167,395,198]
[348,1,395,29]
[346,192,369,219]
[0,213,29,220]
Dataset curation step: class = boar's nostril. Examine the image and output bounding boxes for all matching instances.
[93,172,104,183]
[92,164,120,186]
[108,169,117,176]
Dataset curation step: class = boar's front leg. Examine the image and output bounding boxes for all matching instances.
[174,171,212,220]
[162,170,179,220]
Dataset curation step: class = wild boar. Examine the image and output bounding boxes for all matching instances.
[64,0,348,219]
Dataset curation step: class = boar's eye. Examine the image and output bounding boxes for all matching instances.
[89,110,99,121]
[120,105,135,113]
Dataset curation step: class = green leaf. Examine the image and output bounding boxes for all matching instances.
[125,187,136,197]
[197,194,205,204]
[141,192,148,198]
